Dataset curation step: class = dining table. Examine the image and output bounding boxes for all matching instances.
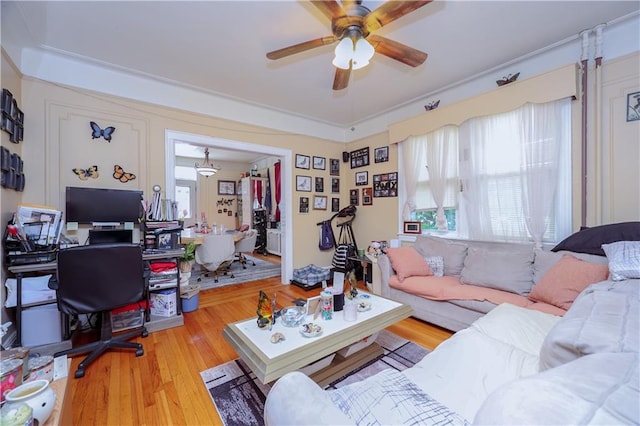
[181,228,244,245]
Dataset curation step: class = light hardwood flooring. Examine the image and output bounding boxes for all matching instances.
[66,260,453,425]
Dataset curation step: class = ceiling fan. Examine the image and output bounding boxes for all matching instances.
[266,0,432,91]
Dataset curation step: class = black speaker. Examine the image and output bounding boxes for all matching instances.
[342,151,350,162]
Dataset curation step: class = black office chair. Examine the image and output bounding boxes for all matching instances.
[49,243,149,378]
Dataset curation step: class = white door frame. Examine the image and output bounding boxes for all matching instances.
[165,130,293,283]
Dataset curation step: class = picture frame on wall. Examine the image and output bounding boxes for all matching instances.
[331,177,340,193]
[295,154,310,169]
[315,177,324,192]
[299,196,310,213]
[331,197,340,212]
[403,221,422,234]
[349,189,359,205]
[373,172,398,197]
[355,171,368,186]
[330,158,340,176]
[313,156,326,170]
[313,195,327,210]
[627,91,640,122]
[362,187,373,205]
[217,180,236,195]
[350,147,370,169]
[296,175,312,192]
[374,146,389,163]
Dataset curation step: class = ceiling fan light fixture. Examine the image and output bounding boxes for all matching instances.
[333,33,374,70]
[333,37,354,69]
[195,147,221,177]
[352,37,374,69]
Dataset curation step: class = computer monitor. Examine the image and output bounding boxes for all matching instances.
[88,229,133,245]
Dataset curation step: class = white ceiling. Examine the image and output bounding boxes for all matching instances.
[2,1,639,141]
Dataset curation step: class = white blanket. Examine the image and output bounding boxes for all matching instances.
[402,303,560,421]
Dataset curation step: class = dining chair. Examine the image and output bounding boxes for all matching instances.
[195,233,236,282]
[235,229,258,268]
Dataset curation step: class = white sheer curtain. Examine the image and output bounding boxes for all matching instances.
[424,126,458,230]
[459,98,572,242]
[401,136,426,220]
[519,98,572,247]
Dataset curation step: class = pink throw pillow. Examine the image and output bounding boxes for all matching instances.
[385,247,433,281]
[528,253,609,310]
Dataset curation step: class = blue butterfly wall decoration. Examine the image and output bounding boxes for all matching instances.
[90,121,116,141]
[73,165,99,180]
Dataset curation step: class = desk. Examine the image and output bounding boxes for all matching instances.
[7,248,185,346]
[181,229,244,245]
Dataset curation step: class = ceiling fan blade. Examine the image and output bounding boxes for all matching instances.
[367,35,427,67]
[364,0,432,33]
[333,67,351,91]
[310,0,347,21]
[266,35,337,60]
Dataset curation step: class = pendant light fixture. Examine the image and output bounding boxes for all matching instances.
[195,147,220,177]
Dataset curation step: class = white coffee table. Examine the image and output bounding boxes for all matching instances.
[222,292,412,384]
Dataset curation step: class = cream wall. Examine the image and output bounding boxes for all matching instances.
[18,78,348,272]
[342,133,400,251]
[595,53,640,224]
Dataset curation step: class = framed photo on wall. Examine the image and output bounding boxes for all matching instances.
[362,187,373,205]
[313,195,327,210]
[330,158,340,176]
[295,154,310,169]
[313,156,326,170]
[355,171,368,186]
[349,189,359,206]
[374,146,389,163]
[350,147,370,169]
[331,197,340,212]
[627,91,640,122]
[373,172,398,197]
[299,196,310,213]
[217,180,236,195]
[296,175,312,192]
[315,177,324,192]
[331,177,340,193]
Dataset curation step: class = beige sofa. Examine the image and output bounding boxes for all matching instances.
[377,235,609,331]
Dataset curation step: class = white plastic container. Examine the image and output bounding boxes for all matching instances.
[21,305,62,347]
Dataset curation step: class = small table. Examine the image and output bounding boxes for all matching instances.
[348,254,382,295]
[222,292,411,384]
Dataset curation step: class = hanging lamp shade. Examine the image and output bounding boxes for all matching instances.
[195,148,220,177]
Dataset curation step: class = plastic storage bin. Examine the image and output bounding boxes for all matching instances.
[180,285,200,313]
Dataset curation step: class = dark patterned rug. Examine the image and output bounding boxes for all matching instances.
[189,255,281,290]
[199,330,430,426]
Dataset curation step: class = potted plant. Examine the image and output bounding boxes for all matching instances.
[179,241,196,274]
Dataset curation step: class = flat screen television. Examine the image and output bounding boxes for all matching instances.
[65,187,143,224]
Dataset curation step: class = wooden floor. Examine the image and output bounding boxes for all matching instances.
[66,263,453,425]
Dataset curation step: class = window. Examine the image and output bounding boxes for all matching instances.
[175,165,197,220]
[412,208,457,231]
[401,98,572,244]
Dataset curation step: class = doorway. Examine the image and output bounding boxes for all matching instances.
[164,130,293,283]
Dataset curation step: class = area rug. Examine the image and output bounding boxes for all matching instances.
[200,330,429,426]
[189,256,280,290]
